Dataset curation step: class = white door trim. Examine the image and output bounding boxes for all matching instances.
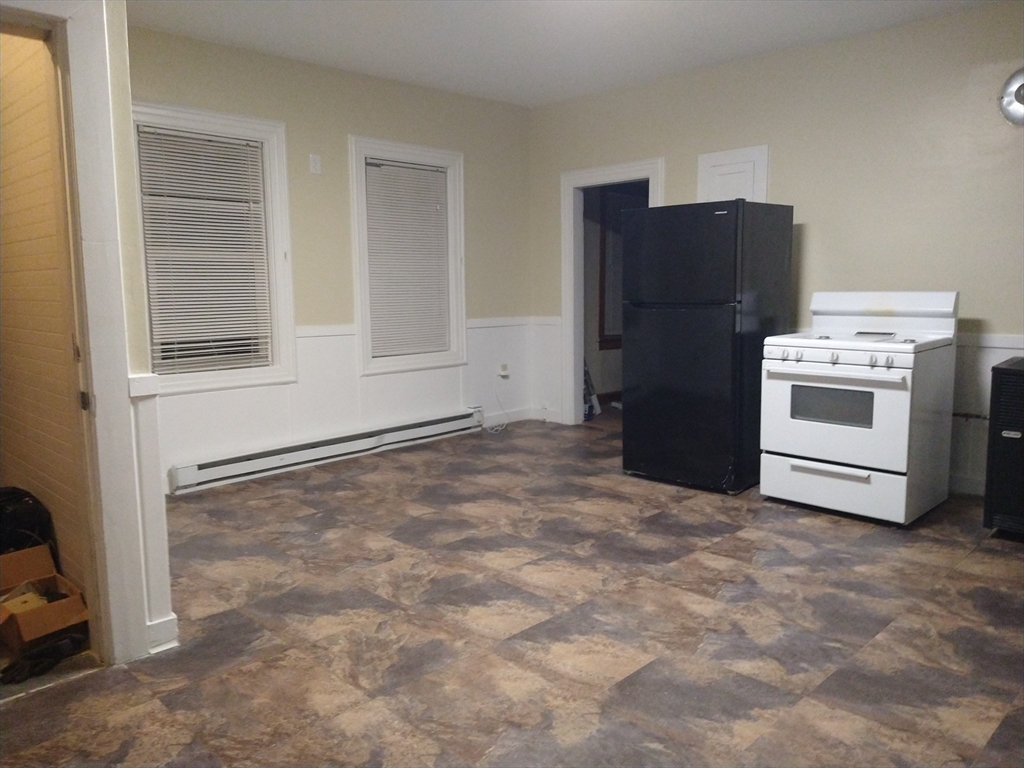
[560,158,665,425]
[1,0,158,662]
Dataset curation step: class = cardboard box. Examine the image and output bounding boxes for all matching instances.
[0,545,88,654]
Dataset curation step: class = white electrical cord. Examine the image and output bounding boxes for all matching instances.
[486,378,510,433]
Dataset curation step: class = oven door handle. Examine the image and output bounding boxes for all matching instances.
[764,366,907,386]
[788,459,872,480]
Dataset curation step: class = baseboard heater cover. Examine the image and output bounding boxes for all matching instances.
[169,410,482,493]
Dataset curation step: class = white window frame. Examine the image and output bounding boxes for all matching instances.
[349,135,466,376]
[132,102,295,395]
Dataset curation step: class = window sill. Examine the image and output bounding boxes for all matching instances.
[360,349,467,377]
[149,364,297,397]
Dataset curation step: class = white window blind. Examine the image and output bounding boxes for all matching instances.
[365,159,449,358]
[137,124,272,374]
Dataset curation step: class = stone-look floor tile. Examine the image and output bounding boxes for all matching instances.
[157,647,371,767]
[315,549,490,607]
[739,697,970,768]
[164,504,231,548]
[308,614,478,696]
[864,609,1024,695]
[594,577,729,657]
[277,523,424,578]
[3,413,1019,768]
[414,572,558,641]
[167,530,305,620]
[637,508,745,550]
[496,600,659,689]
[500,551,636,605]
[534,495,654,528]
[570,530,696,571]
[972,706,1024,768]
[572,472,696,507]
[810,611,1022,761]
[242,584,404,647]
[716,569,903,647]
[842,524,980,570]
[695,611,864,694]
[129,609,286,697]
[0,651,103,703]
[657,550,760,600]
[437,530,554,571]
[386,650,604,763]
[2,697,199,768]
[605,656,803,766]
[908,496,993,545]
[924,569,1024,630]
[322,697,449,767]
[955,536,1024,583]
[704,526,846,576]
[0,667,157,757]
[406,479,524,511]
[478,712,707,768]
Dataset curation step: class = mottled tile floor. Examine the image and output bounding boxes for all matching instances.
[2,412,1022,767]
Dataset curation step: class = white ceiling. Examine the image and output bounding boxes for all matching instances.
[126,0,976,108]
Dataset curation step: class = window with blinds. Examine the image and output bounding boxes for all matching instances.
[137,124,273,374]
[365,160,449,358]
[350,136,465,376]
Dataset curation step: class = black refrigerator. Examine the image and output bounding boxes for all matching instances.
[621,199,793,494]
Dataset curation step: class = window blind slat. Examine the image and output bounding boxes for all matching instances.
[365,161,449,359]
[137,124,273,374]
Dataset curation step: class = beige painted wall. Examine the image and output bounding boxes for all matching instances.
[126,28,532,327]
[528,1,1024,334]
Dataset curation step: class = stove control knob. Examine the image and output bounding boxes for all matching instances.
[781,349,789,360]
[829,352,839,363]
[885,355,894,367]
[795,350,803,361]
[868,354,877,366]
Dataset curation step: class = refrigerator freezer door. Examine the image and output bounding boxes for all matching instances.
[623,202,738,305]
[622,304,738,490]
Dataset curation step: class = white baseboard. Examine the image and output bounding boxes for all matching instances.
[147,613,179,652]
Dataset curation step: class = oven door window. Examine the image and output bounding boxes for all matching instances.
[790,385,874,429]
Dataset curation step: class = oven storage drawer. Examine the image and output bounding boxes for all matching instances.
[760,453,910,523]
[760,360,912,473]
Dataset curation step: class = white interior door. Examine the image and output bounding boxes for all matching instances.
[697,145,769,203]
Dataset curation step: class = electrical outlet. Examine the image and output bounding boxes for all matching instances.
[309,154,322,175]
[498,363,510,378]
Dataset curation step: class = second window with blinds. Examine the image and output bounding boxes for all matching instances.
[350,137,465,375]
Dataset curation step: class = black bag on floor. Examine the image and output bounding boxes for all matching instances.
[0,486,61,573]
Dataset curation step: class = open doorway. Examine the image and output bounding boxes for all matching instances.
[0,21,99,689]
[559,158,664,424]
[582,181,649,411]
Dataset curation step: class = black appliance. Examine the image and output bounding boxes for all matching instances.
[621,199,793,493]
[983,357,1024,533]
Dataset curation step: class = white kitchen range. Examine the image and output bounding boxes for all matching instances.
[759,291,958,525]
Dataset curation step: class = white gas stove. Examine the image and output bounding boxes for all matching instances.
[759,291,958,524]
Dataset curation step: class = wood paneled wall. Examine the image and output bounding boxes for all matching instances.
[1,29,93,597]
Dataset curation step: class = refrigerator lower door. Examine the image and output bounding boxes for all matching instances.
[622,304,739,491]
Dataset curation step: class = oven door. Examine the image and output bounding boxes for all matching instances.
[760,360,912,473]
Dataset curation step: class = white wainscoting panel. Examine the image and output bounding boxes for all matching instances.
[466,318,541,426]
[156,318,564,489]
[950,334,1024,495]
[288,332,361,444]
[529,318,563,424]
